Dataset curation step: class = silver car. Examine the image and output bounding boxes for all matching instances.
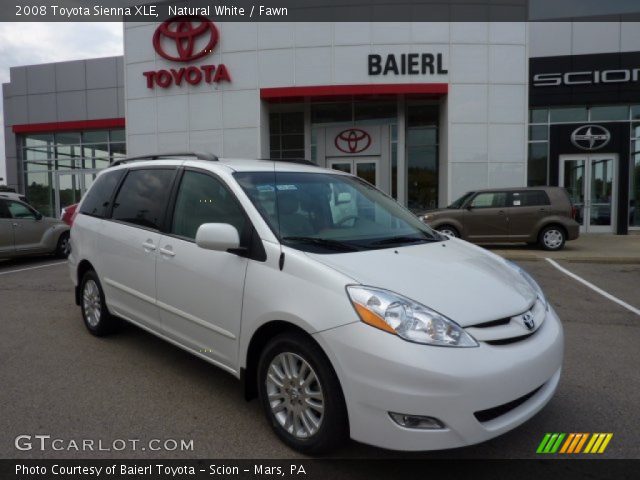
[0,198,70,259]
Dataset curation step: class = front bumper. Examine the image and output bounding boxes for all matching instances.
[314,306,564,451]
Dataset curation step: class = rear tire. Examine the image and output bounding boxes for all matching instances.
[80,270,119,336]
[55,232,70,258]
[257,332,348,454]
[436,225,460,238]
[538,225,566,251]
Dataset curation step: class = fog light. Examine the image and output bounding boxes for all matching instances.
[389,412,445,429]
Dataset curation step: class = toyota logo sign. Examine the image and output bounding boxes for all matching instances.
[144,16,231,89]
[153,16,219,62]
[570,125,611,151]
[335,129,371,154]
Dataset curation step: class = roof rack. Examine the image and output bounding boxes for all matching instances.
[110,151,218,167]
[261,158,316,166]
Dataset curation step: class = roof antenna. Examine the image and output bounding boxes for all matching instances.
[273,159,285,271]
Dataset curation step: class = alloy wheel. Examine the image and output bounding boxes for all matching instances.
[265,352,325,439]
[83,279,102,328]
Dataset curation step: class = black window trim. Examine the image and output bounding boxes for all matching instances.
[162,166,266,262]
[105,166,180,234]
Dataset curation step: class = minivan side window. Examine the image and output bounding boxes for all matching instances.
[80,169,125,218]
[171,171,246,240]
[511,190,551,207]
[470,192,507,209]
[111,169,176,230]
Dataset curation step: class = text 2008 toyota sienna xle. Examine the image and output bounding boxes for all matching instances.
[69,153,563,453]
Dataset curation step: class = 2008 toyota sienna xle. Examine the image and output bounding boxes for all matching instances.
[69,152,563,453]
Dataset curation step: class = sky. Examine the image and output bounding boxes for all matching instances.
[0,22,123,185]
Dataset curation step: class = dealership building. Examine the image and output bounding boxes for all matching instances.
[2,20,640,234]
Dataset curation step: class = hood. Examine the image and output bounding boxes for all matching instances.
[306,239,536,327]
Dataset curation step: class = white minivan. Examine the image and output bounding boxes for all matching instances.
[69,153,563,453]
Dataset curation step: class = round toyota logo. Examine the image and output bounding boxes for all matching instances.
[153,16,219,62]
[523,312,535,331]
[570,125,611,151]
[334,129,371,154]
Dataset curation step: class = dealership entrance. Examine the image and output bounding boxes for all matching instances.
[560,154,617,233]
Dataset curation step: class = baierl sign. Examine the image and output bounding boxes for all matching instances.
[143,16,231,89]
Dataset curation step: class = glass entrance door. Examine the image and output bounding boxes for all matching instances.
[560,154,617,233]
[54,170,99,217]
[328,157,380,188]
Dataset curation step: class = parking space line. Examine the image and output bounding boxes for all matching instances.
[545,258,640,316]
[0,261,67,276]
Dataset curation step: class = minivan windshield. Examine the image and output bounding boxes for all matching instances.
[234,171,442,253]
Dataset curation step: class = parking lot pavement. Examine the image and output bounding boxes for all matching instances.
[0,257,638,459]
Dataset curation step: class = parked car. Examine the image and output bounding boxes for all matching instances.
[417,187,580,251]
[69,153,563,453]
[0,198,70,259]
[60,203,78,226]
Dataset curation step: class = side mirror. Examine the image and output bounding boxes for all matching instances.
[336,192,352,204]
[35,212,43,220]
[465,205,473,211]
[195,223,240,252]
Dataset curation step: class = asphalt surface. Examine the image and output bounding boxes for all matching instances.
[0,255,638,459]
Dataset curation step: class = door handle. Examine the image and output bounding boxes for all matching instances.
[12,222,19,227]
[142,240,157,251]
[159,246,175,257]
[497,210,505,215]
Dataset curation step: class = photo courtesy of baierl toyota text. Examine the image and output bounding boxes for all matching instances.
[1,1,639,479]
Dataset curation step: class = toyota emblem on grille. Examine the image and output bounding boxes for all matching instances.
[523,312,535,330]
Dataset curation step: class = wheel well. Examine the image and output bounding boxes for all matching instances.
[242,321,314,401]
[74,260,95,305]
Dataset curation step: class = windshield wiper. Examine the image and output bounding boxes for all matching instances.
[368,235,439,246]
[282,236,360,252]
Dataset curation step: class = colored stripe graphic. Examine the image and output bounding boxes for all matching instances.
[537,433,613,454]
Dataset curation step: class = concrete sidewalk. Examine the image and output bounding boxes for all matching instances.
[484,233,640,263]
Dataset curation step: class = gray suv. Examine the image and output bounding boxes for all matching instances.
[0,199,70,259]
[418,187,580,251]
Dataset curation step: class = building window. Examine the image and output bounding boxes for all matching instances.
[269,112,304,159]
[390,124,398,200]
[20,128,126,217]
[406,105,438,212]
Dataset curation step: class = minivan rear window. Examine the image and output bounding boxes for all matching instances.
[79,169,125,218]
[111,169,175,230]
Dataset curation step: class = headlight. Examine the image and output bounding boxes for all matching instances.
[419,214,431,222]
[346,286,478,347]
[504,260,548,310]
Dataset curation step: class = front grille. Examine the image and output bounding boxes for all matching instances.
[485,332,535,346]
[470,317,511,329]
[474,385,543,423]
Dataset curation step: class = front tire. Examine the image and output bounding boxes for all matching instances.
[80,270,119,336]
[257,332,348,454]
[539,225,566,251]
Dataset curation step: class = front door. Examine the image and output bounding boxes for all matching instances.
[156,169,248,371]
[463,191,510,241]
[328,157,381,188]
[560,154,617,233]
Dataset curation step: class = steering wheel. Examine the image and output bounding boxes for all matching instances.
[336,215,358,227]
